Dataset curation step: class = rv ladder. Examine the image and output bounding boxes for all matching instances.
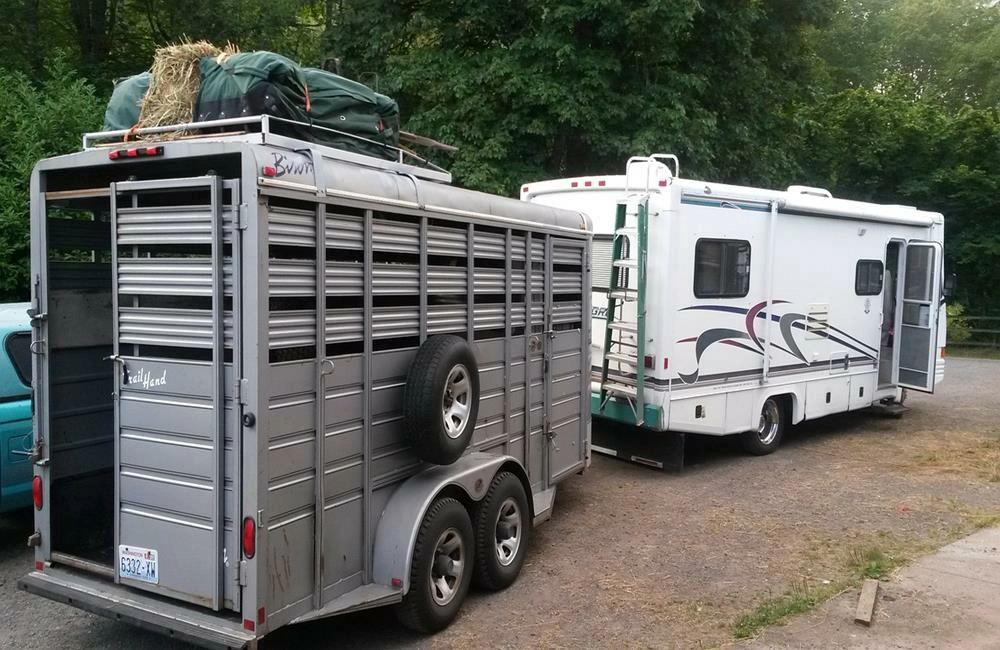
[599,197,648,425]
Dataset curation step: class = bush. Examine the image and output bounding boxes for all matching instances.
[0,59,105,301]
[947,303,972,343]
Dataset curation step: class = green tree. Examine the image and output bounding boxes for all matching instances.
[798,88,1000,310]
[0,60,104,300]
[327,0,835,194]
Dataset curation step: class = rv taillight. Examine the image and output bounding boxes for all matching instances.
[521,185,528,193]
[32,476,42,510]
[242,517,256,558]
[941,347,947,359]
[658,179,668,187]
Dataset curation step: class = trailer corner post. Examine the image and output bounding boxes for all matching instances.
[761,200,779,384]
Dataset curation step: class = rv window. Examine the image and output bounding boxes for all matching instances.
[855,260,884,296]
[694,239,751,298]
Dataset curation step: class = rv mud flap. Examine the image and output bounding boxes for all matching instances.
[591,418,685,471]
[18,567,255,650]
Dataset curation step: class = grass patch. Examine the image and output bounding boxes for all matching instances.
[910,432,1000,483]
[733,581,839,639]
[847,546,900,580]
[947,346,1000,360]
[951,502,1000,530]
[734,544,905,639]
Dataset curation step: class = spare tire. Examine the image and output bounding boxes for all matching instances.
[403,335,480,465]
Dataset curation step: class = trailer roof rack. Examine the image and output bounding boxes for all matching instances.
[83,114,454,183]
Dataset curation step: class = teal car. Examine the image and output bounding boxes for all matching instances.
[0,302,32,513]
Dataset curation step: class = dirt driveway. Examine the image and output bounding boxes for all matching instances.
[1,357,998,649]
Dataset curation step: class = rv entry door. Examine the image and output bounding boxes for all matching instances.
[897,241,942,393]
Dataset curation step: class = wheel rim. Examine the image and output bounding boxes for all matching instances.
[441,364,471,440]
[429,527,465,606]
[757,399,780,445]
[494,497,522,567]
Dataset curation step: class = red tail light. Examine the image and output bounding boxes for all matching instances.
[32,476,42,510]
[108,145,163,161]
[242,517,256,558]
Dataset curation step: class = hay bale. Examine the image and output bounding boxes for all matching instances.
[136,40,238,140]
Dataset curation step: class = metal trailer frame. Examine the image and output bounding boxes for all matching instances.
[19,118,592,648]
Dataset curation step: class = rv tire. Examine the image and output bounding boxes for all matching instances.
[403,335,480,465]
[396,497,474,634]
[741,396,786,455]
[473,471,530,590]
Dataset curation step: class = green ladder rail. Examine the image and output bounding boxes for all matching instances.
[598,196,648,425]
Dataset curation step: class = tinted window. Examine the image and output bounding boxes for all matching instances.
[855,260,884,296]
[5,332,31,387]
[694,239,751,298]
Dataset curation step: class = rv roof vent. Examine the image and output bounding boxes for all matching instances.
[787,185,832,199]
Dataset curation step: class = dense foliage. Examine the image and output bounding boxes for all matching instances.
[0,0,996,313]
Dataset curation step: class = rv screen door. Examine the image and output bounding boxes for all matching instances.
[897,242,941,393]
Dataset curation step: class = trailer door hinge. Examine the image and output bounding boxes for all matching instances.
[238,560,248,586]
[27,531,41,547]
[238,204,249,230]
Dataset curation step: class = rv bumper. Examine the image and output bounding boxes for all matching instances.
[18,567,256,650]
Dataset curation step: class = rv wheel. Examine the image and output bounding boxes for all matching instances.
[473,471,530,591]
[403,335,480,465]
[396,497,474,634]
[740,397,786,456]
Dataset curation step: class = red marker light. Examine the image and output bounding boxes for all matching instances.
[598,180,606,187]
[664,357,669,370]
[262,166,277,177]
[32,476,42,510]
[570,181,578,188]
[521,186,528,193]
[126,148,139,158]
[35,561,44,571]
[243,619,255,632]
[644,355,654,369]
[658,179,668,187]
[391,577,403,588]
[108,150,120,160]
[242,517,256,558]
[584,181,592,187]
[257,607,266,624]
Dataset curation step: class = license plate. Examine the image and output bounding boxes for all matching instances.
[119,545,159,584]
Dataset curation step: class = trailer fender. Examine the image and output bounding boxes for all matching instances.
[372,451,515,594]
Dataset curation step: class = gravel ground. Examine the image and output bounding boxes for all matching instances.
[1,357,998,649]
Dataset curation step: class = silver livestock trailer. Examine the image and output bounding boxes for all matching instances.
[18,116,592,647]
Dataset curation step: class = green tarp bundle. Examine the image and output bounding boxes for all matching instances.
[103,51,400,160]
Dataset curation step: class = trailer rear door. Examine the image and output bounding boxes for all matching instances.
[897,241,942,394]
[110,176,242,611]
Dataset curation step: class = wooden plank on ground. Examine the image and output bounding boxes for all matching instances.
[854,579,880,626]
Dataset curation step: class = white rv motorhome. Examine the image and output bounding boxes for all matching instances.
[523,155,946,468]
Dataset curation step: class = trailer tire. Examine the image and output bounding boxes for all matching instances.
[473,471,530,591]
[395,497,474,634]
[740,396,786,455]
[403,335,479,465]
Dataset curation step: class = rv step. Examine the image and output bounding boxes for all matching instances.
[602,381,637,397]
[608,322,638,333]
[606,352,638,365]
[613,259,637,268]
[609,289,637,301]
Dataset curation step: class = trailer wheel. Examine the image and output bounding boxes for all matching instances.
[403,335,479,465]
[473,471,530,591]
[740,397,786,455]
[395,497,474,634]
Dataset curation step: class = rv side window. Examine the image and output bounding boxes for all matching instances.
[855,260,884,296]
[694,239,751,298]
